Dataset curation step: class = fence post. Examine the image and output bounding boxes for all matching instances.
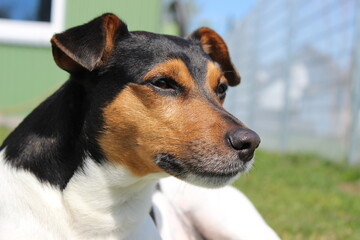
[245,0,262,128]
[348,0,360,165]
[281,0,295,152]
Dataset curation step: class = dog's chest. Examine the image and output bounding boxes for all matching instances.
[63,159,163,239]
[0,152,163,240]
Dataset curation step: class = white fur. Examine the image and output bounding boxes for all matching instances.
[158,177,281,240]
[152,191,202,240]
[0,151,72,240]
[0,151,165,240]
[63,159,166,240]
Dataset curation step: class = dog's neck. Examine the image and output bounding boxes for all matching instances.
[0,80,97,189]
[63,158,166,239]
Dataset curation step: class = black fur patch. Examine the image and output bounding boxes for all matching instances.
[1,80,91,189]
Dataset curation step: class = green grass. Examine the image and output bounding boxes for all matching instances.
[1,127,359,239]
[0,127,11,145]
[234,150,360,240]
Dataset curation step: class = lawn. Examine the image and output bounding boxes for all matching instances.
[234,150,360,240]
[1,127,359,239]
[0,127,11,144]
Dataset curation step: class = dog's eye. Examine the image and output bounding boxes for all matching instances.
[151,77,177,90]
[216,83,228,100]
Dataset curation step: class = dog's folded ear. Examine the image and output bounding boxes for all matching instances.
[187,28,240,86]
[51,13,128,73]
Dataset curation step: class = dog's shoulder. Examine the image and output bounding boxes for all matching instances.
[0,80,93,190]
[0,151,73,239]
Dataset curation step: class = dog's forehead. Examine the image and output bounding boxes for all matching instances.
[112,31,215,83]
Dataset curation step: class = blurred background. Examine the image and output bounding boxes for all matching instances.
[0,0,359,239]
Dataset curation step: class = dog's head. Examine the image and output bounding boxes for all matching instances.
[51,13,260,188]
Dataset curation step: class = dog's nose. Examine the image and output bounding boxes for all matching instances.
[227,128,261,162]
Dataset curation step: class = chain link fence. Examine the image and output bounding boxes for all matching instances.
[224,0,360,164]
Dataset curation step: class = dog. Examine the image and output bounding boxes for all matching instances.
[0,13,280,240]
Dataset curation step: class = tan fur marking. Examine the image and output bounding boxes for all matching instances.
[143,59,196,90]
[198,28,230,66]
[205,62,228,105]
[206,62,223,90]
[99,85,163,176]
[51,37,81,72]
[196,28,241,86]
[100,14,122,66]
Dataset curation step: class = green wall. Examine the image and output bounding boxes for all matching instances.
[0,0,161,116]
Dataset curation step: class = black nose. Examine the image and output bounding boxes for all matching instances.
[227,128,261,162]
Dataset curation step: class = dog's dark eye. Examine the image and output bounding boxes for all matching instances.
[217,83,228,100]
[147,77,183,96]
[151,78,176,90]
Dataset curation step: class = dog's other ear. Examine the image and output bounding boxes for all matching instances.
[51,13,128,73]
[187,28,240,86]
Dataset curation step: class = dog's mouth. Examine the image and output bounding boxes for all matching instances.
[154,153,252,188]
